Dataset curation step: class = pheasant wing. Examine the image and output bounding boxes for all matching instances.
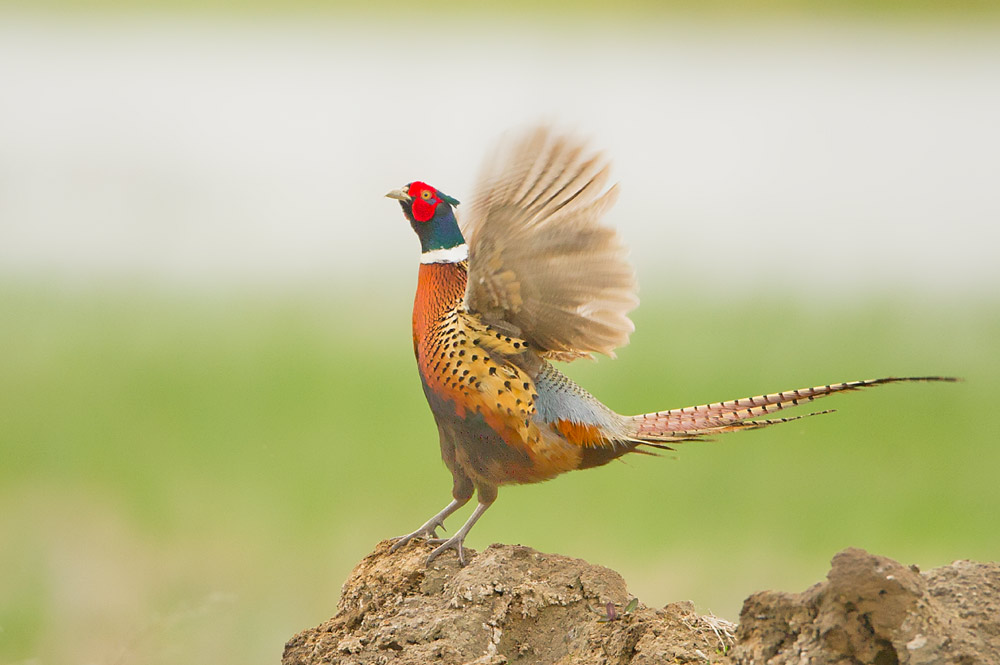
[461,127,638,361]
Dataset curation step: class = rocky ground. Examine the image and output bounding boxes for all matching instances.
[282,541,999,665]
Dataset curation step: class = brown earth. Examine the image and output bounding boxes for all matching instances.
[282,542,999,665]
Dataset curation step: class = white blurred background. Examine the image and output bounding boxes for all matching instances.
[2,14,998,296]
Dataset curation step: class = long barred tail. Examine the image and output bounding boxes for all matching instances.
[626,376,958,442]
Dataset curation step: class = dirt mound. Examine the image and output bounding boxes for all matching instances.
[282,543,999,665]
[282,540,736,665]
[731,547,1000,665]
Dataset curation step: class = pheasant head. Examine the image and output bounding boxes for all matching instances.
[386,181,464,255]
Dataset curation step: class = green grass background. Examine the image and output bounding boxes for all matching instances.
[1,281,996,665]
[6,0,1000,18]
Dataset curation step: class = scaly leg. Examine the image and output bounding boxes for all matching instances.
[426,502,491,566]
[389,497,468,553]
[426,484,496,566]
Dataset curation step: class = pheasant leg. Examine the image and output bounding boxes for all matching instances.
[426,501,492,566]
[389,497,468,553]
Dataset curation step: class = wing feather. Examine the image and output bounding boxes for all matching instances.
[462,127,638,361]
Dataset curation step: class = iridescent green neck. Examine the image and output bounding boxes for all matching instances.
[411,205,465,254]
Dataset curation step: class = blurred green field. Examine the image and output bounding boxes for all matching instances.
[1,283,997,665]
[9,0,1000,17]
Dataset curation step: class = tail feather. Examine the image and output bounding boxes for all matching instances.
[626,376,957,442]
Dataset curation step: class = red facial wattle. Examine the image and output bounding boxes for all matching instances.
[407,181,440,223]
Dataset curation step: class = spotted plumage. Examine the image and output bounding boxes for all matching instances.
[386,127,956,565]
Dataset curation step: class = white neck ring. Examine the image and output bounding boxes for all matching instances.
[421,244,469,264]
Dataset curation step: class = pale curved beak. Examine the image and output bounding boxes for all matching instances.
[385,187,411,202]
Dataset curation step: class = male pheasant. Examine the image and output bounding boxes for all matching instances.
[386,127,954,565]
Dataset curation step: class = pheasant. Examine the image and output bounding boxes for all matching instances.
[385,126,954,565]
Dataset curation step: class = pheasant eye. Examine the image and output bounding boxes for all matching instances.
[421,190,434,201]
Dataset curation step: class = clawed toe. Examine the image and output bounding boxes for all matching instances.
[426,535,468,566]
[389,527,439,553]
[388,500,489,567]
[389,499,467,556]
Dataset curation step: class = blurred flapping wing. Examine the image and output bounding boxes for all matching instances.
[461,127,638,361]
